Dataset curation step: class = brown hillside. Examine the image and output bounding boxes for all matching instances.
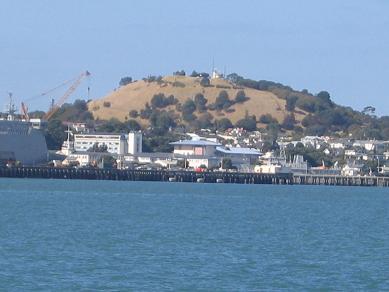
[88,76,306,125]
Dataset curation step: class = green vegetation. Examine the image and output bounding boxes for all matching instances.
[129,110,138,118]
[194,93,208,112]
[259,114,277,124]
[234,90,249,103]
[182,99,196,122]
[285,95,298,111]
[215,118,233,131]
[119,76,132,86]
[200,77,210,87]
[45,119,66,150]
[236,116,257,131]
[51,99,94,122]
[150,93,178,109]
[45,72,389,152]
[97,118,141,133]
[285,142,332,167]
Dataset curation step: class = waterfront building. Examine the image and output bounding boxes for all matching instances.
[128,132,142,155]
[170,138,263,170]
[63,152,112,167]
[73,131,142,155]
[254,163,291,174]
[216,147,261,165]
[170,139,221,156]
[341,163,363,176]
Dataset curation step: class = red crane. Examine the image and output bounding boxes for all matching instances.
[20,102,30,121]
[44,70,91,121]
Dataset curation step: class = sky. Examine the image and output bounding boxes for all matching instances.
[0,0,388,114]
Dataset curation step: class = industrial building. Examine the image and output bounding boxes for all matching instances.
[73,131,142,155]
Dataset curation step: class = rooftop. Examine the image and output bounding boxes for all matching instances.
[216,147,261,155]
[170,139,222,146]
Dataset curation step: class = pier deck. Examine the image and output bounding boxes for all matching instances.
[0,167,291,185]
[1,167,389,187]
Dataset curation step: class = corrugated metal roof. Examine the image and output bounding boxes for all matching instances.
[170,140,222,146]
[216,146,261,155]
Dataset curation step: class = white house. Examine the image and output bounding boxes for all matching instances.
[341,163,363,176]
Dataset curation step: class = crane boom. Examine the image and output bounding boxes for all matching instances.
[21,102,29,121]
[44,70,90,121]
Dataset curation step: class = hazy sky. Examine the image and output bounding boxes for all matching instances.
[0,0,388,114]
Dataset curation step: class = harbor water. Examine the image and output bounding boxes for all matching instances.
[0,178,388,290]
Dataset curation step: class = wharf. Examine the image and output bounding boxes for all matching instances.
[293,174,389,187]
[1,167,389,187]
[0,166,291,184]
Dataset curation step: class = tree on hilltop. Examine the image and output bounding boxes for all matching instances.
[119,77,132,86]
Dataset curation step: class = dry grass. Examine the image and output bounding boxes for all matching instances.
[88,76,306,125]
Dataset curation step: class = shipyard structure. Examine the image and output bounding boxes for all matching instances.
[0,95,48,166]
[0,120,47,165]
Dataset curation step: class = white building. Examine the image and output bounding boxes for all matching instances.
[216,147,261,165]
[73,131,142,155]
[254,164,291,174]
[186,157,220,169]
[63,152,112,167]
[169,138,265,170]
[341,163,363,176]
[170,139,221,156]
[128,132,142,155]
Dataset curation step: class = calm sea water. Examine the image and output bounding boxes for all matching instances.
[0,178,388,290]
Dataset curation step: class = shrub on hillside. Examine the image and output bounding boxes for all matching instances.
[119,76,132,87]
[151,93,177,108]
[259,114,277,124]
[172,81,185,88]
[129,110,139,118]
[234,90,249,103]
[215,90,233,111]
[285,95,298,111]
[236,117,257,131]
[215,118,233,131]
[200,77,210,87]
[194,93,208,112]
[281,114,296,130]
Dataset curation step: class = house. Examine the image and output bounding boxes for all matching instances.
[301,136,325,149]
[353,140,385,152]
[341,163,363,176]
[344,149,363,160]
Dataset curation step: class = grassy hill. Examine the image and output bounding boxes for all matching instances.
[88,75,307,127]
[46,72,389,151]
